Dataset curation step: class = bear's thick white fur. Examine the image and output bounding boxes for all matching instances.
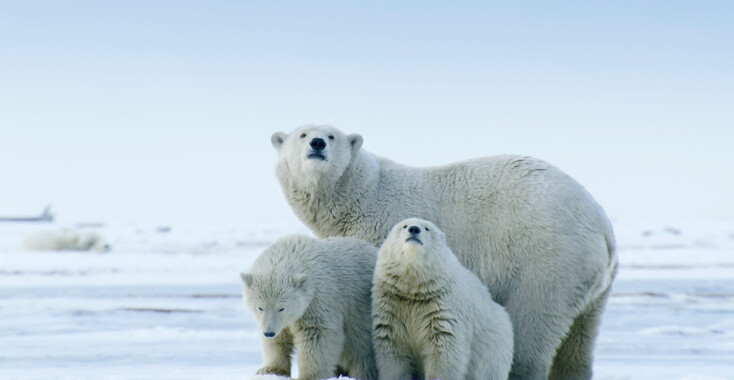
[272,125,618,379]
[372,218,513,380]
[241,235,378,380]
[22,229,110,253]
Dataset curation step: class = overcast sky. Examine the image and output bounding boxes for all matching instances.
[1,1,732,224]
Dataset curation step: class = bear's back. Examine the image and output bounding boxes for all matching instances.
[252,235,377,297]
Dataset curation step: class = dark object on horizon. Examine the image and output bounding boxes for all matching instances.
[0,206,54,222]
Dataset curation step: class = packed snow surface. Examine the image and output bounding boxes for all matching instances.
[1,219,733,379]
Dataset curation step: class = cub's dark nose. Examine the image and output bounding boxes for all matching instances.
[408,226,421,234]
[263,332,275,338]
[310,138,326,151]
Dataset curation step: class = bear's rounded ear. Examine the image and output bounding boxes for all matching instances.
[271,132,287,150]
[240,273,254,288]
[293,274,308,289]
[348,133,363,154]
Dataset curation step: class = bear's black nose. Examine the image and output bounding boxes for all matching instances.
[264,332,275,338]
[408,226,421,234]
[310,138,326,151]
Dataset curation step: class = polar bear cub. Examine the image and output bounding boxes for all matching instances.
[241,234,378,380]
[372,218,513,380]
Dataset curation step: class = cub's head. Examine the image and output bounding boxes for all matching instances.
[271,125,363,189]
[380,218,448,265]
[240,272,312,338]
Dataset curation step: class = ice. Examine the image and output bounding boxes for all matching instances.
[2,219,733,379]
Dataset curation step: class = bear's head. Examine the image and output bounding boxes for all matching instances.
[380,217,448,267]
[75,232,111,253]
[271,125,363,190]
[240,272,312,338]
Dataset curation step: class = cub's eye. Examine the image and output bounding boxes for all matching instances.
[403,225,407,229]
[300,133,307,138]
[328,135,334,140]
[257,307,263,311]
[425,227,430,231]
[278,308,285,312]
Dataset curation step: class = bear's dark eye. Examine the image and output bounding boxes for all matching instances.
[258,307,263,311]
[403,225,407,229]
[300,133,307,138]
[328,135,334,140]
[425,227,430,231]
[279,308,285,312]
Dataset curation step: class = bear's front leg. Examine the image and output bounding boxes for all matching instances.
[373,323,414,380]
[295,325,344,380]
[422,330,470,380]
[373,342,414,379]
[257,328,294,377]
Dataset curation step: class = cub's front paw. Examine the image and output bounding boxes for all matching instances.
[256,366,290,377]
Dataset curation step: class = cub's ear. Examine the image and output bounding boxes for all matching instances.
[271,132,287,150]
[293,274,308,290]
[348,133,363,154]
[240,273,254,288]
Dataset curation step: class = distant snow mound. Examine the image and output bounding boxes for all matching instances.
[638,325,725,336]
[679,376,730,380]
[614,220,734,250]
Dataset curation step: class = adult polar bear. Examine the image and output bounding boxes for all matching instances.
[271,125,618,380]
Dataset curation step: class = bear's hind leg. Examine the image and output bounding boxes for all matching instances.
[548,286,612,380]
[506,287,578,379]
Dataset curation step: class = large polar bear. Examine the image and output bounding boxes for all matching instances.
[271,125,619,379]
[241,235,378,380]
[372,218,513,380]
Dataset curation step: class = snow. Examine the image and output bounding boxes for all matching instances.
[1,219,733,379]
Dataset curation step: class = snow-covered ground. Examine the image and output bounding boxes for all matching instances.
[1,219,733,380]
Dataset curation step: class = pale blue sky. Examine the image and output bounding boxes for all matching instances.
[1,1,732,223]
